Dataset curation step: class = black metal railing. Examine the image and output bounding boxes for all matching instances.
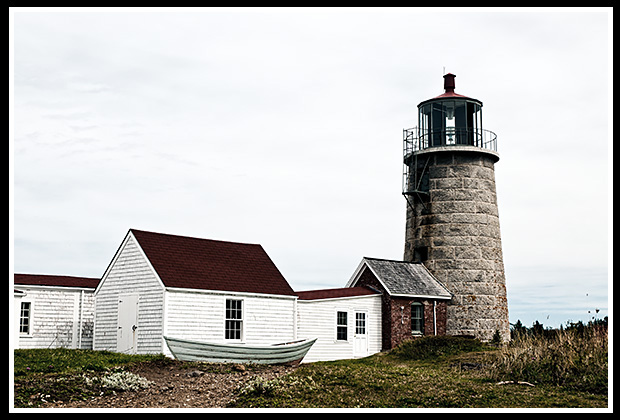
[403,127,497,155]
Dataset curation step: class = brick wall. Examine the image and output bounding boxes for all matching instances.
[355,266,448,350]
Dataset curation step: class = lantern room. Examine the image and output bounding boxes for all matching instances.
[408,73,496,152]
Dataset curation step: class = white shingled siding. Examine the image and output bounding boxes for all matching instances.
[94,231,298,357]
[93,233,166,354]
[163,288,297,358]
[15,286,95,350]
[297,294,382,363]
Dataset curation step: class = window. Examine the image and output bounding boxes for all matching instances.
[20,302,31,334]
[411,303,424,335]
[355,312,366,335]
[413,246,428,263]
[225,299,243,340]
[336,311,348,341]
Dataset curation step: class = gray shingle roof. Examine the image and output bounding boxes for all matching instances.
[361,258,452,299]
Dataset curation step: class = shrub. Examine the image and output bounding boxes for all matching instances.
[239,376,282,397]
[391,335,490,361]
[100,370,153,392]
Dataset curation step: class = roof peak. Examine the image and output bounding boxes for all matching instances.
[127,228,296,296]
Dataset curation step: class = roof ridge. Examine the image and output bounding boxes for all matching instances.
[130,228,261,247]
[14,273,99,280]
[363,256,423,264]
[14,273,100,288]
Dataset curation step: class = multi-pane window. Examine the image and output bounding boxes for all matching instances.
[336,311,348,341]
[225,299,243,340]
[355,312,366,335]
[20,302,31,334]
[411,303,424,335]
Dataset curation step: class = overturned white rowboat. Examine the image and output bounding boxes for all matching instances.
[164,336,317,364]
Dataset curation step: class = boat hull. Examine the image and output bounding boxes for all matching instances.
[164,336,317,364]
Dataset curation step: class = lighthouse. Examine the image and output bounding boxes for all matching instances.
[402,73,509,342]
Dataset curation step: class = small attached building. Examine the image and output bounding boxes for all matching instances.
[296,286,382,362]
[93,229,298,356]
[346,257,452,350]
[13,274,99,350]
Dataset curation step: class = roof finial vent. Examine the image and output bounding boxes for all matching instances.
[443,73,456,93]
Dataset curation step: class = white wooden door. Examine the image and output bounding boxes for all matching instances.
[353,311,368,357]
[117,294,138,354]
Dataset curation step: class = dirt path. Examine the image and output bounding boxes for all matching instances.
[42,359,297,409]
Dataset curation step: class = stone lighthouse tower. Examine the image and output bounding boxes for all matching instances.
[402,73,509,342]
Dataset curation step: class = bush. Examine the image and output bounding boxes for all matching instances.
[100,370,153,392]
[239,376,282,397]
[391,336,490,361]
[487,326,608,394]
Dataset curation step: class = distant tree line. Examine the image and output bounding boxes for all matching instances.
[510,316,608,340]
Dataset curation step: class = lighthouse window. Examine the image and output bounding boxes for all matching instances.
[413,246,428,263]
[419,105,430,148]
[445,101,456,145]
[431,103,444,147]
[454,101,467,144]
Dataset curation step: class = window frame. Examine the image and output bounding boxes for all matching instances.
[411,302,424,335]
[19,300,32,336]
[355,312,366,335]
[224,299,243,341]
[336,310,348,341]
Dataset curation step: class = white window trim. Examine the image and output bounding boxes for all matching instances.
[19,299,34,337]
[335,309,349,342]
[355,311,368,336]
[411,302,424,336]
[224,298,244,342]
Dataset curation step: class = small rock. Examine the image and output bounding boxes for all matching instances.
[186,370,204,378]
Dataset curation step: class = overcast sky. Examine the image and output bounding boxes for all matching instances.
[10,8,611,328]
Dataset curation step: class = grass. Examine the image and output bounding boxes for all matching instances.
[13,331,609,409]
[230,334,608,408]
[14,348,166,376]
[12,348,167,408]
[487,326,608,394]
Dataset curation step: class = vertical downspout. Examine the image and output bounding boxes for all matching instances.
[293,297,298,340]
[78,290,84,348]
[433,301,437,336]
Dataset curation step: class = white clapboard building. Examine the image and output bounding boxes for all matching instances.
[14,229,451,362]
[13,274,99,350]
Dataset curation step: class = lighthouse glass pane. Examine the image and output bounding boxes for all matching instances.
[445,101,456,145]
[454,101,467,144]
[473,107,482,146]
[466,102,478,145]
[419,104,430,149]
[431,103,444,146]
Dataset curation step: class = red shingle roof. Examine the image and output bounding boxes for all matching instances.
[296,286,379,301]
[14,273,100,289]
[130,229,296,296]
